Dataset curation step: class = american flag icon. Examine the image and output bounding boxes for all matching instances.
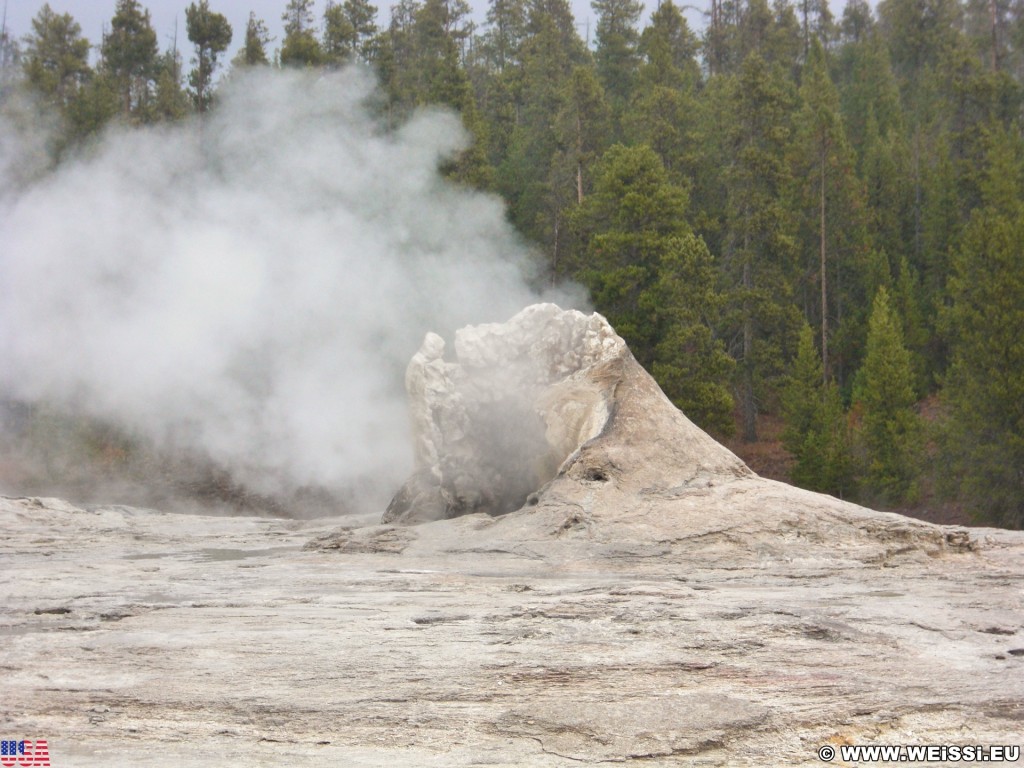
[0,740,50,766]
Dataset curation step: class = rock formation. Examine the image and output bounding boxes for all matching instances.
[384,303,748,525]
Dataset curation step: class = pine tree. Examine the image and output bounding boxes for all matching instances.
[481,0,527,72]
[323,1,359,66]
[639,0,700,81]
[720,53,802,441]
[878,0,964,87]
[782,323,853,495]
[495,0,588,257]
[623,1,701,186]
[407,0,491,187]
[798,0,835,54]
[835,27,903,163]
[374,0,420,118]
[185,0,232,112]
[855,286,921,504]
[323,0,379,66]
[839,0,873,44]
[152,49,190,122]
[22,5,92,114]
[0,19,20,79]
[649,233,736,435]
[281,0,324,67]
[344,0,380,61]
[592,0,643,122]
[572,144,734,432]
[232,13,272,68]
[792,40,870,386]
[101,0,160,119]
[552,66,610,206]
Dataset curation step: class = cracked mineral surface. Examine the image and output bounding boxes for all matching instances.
[2,305,1022,766]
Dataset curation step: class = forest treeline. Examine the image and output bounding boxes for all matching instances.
[1,0,1023,527]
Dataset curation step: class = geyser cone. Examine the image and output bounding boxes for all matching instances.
[364,304,973,571]
[384,303,751,525]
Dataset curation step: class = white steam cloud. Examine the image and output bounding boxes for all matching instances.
[0,68,577,510]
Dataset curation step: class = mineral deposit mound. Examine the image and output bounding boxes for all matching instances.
[381,301,727,525]
[367,304,976,569]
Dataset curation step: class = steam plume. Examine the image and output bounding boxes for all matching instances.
[0,67,576,512]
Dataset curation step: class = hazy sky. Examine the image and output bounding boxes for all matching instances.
[2,0,707,62]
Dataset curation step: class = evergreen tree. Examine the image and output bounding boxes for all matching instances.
[344,0,380,61]
[639,0,700,81]
[572,144,735,432]
[232,13,272,67]
[152,48,190,122]
[553,66,611,206]
[916,133,960,318]
[857,108,913,277]
[101,0,160,119]
[527,0,587,55]
[720,53,802,441]
[0,26,20,108]
[792,40,869,386]
[878,0,964,85]
[496,0,588,256]
[473,0,524,166]
[799,0,836,54]
[624,1,701,186]
[770,0,805,75]
[323,0,359,66]
[282,0,324,67]
[323,0,379,66]
[839,0,873,44]
[855,286,921,504]
[965,0,1015,72]
[22,5,92,114]
[481,0,527,72]
[649,234,736,435]
[892,253,929,393]
[703,0,737,76]
[702,0,803,76]
[547,65,611,276]
[592,0,643,121]
[835,32,902,167]
[409,0,490,186]
[782,323,853,495]
[65,73,120,140]
[185,0,232,112]
[374,0,420,118]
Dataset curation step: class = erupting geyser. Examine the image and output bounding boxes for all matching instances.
[0,69,581,513]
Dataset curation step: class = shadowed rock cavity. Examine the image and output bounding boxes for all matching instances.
[383,303,750,525]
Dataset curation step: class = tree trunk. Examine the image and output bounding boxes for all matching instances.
[576,113,584,204]
[989,0,999,71]
[820,141,829,383]
[802,0,809,61]
[551,212,560,287]
[742,239,757,442]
